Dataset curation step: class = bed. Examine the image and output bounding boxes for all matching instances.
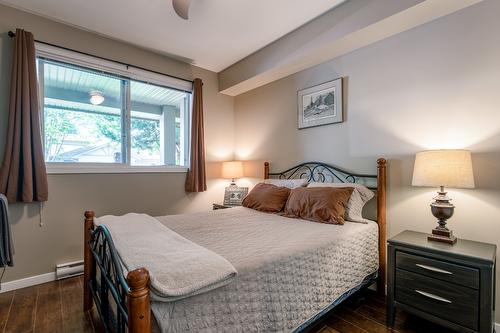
[82,159,387,333]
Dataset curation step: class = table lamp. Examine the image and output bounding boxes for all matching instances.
[221,161,247,206]
[222,161,244,187]
[412,149,474,244]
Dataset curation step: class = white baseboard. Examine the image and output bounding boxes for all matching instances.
[0,272,56,293]
[495,322,499,332]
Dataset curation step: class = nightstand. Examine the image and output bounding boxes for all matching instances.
[212,203,237,210]
[387,230,496,333]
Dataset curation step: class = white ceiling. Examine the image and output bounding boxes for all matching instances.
[1,0,345,72]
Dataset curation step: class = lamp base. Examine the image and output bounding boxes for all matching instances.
[428,228,457,244]
[427,186,457,245]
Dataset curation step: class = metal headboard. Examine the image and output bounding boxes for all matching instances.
[265,161,378,190]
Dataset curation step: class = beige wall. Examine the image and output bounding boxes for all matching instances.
[0,5,234,282]
[234,0,500,320]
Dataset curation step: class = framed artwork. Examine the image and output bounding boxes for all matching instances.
[223,186,248,206]
[297,78,343,129]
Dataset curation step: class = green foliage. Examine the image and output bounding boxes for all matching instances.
[92,114,161,153]
[95,114,121,143]
[44,107,162,161]
[131,118,160,152]
[44,108,77,161]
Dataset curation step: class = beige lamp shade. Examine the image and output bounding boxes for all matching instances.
[412,150,474,188]
[221,161,244,179]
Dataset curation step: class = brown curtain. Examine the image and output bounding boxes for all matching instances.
[0,29,48,203]
[185,78,207,192]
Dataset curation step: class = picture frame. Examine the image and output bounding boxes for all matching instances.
[223,186,249,206]
[297,78,343,129]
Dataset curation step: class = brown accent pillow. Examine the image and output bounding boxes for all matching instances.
[242,183,291,213]
[283,187,354,225]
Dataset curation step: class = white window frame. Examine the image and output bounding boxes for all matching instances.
[36,43,192,174]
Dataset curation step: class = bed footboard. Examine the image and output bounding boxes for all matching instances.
[84,211,152,333]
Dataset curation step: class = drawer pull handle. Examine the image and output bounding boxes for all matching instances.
[415,290,452,303]
[415,264,453,275]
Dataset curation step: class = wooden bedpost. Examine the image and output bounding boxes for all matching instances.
[264,161,270,179]
[376,158,387,295]
[127,268,151,333]
[84,211,95,312]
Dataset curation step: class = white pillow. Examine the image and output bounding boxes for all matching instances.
[307,182,374,223]
[263,178,308,189]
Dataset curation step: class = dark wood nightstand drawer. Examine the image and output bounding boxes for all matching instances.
[396,251,479,289]
[395,269,479,330]
[388,231,496,333]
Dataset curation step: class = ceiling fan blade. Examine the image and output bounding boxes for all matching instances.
[172,0,191,20]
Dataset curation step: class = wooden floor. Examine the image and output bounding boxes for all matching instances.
[0,276,455,333]
[0,276,94,333]
[311,289,456,333]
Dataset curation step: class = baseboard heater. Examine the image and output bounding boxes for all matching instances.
[56,260,84,280]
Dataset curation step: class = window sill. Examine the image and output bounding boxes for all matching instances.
[46,163,188,174]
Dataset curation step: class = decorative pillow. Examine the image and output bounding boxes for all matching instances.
[242,183,291,213]
[263,178,308,189]
[282,187,353,225]
[307,182,374,223]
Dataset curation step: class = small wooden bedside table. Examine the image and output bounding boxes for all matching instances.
[387,230,496,333]
[212,203,238,210]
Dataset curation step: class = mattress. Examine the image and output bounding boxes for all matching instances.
[152,207,379,333]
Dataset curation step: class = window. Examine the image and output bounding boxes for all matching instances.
[36,44,191,173]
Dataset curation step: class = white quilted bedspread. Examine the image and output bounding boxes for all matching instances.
[153,207,379,333]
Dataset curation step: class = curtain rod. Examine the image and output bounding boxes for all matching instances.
[7,30,194,84]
